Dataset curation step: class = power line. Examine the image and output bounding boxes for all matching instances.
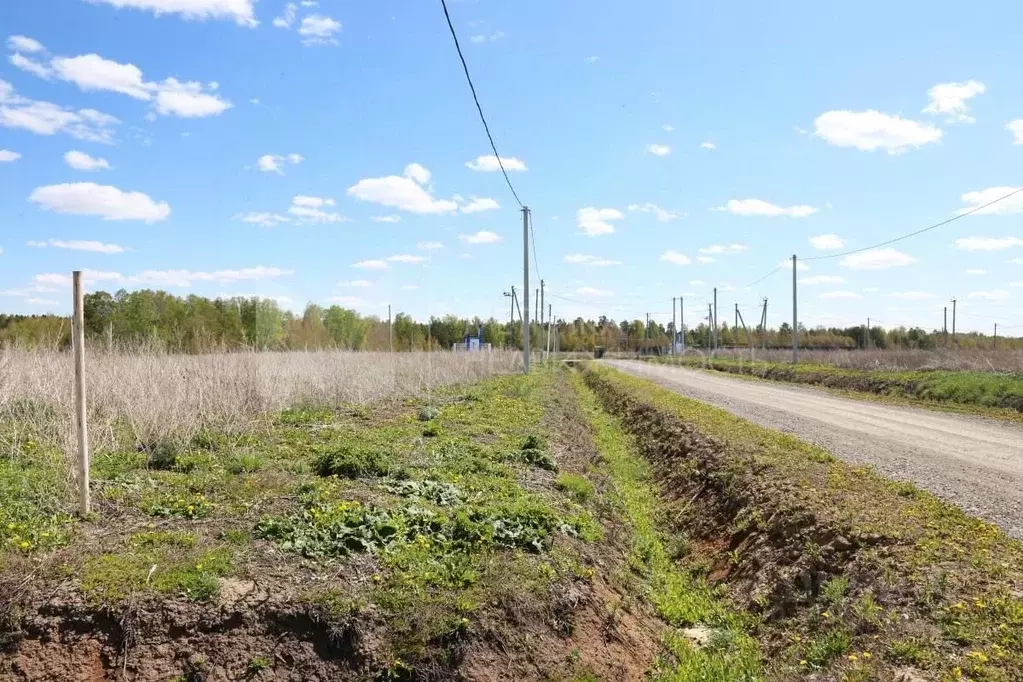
[801,186,1023,262]
[528,211,541,282]
[439,0,524,210]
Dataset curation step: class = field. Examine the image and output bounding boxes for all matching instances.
[2,349,1022,680]
[650,352,1023,415]
[707,347,1023,373]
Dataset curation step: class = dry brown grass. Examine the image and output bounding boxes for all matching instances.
[0,348,520,455]
[706,347,1023,372]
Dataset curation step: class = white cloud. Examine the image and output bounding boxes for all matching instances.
[465,155,527,172]
[968,290,1009,301]
[85,0,257,26]
[809,233,845,250]
[0,149,20,162]
[10,53,53,79]
[154,77,231,117]
[923,80,985,123]
[696,256,715,264]
[234,212,290,227]
[700,141,715,150]
[330,295,366,306]
[716,198,817,218]
[646,143,671,156]
[338,280,372,288]
[578,207,624,236]
[813,110,942,154]
[1010,281,1023,287]
[564,253,622,266]
[7,35,45,53]
[886,291,935,300]
[372,215,401,223]
[257,153,303,174]
[272,2,296,27]
[353,259,389,270]
[575,286,613,297]
[966,268,987,276]
[400,284,419,291]
[26,238,125,254]
[64,150,111,171]
[26,298,59,306]
[470,31,504,44]
[779,259,810,271]
[799,275,846,285]
[417,241,443,250]
[298,15,341,45]
[1012,258,1023,265]
[839,248,917,270]
[1008,120,1023,145]
[458,230,502,245]
[662,124,673,132]
[698,243,747,255]
[29,182,170,222]
[387,254,427,264]
[585,55,600,64]
[288,195,344,223]
[347,164,459,214]
[51,53,150,99]
[957,187,1023,216]
[819,290,862,300]
[955,236,1023,251]
[35,266,291,289]
[627,202,682,222]
[31,51,232,118]
[460,196,500,213]
[863,287,880,293]
[659,250,691,266]
[0,79,118,143]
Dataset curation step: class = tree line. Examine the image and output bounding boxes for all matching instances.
[0,288,1018,352]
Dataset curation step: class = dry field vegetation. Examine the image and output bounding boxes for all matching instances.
[1,349,1022,681]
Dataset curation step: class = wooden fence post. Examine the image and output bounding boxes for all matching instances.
[73,270,90,516]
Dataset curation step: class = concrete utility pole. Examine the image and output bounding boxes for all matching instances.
[72,271,90,517]
[679,297,685,353]
[792,255,798,364]
[522,207,530,374]
[761,298,768,350]
[540,280,545,328]
[712,287,718,350]
[388,304,393,352]
[734,303,738,330]
[672,297,677,355]
[950,297,957,337]
[866,317,871,350]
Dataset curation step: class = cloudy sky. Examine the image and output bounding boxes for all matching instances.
[1,0,1022,333]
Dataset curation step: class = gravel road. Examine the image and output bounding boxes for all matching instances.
[606,360,1023,539]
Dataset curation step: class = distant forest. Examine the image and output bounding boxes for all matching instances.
[1,288,1018,352]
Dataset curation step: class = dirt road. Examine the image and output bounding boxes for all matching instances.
[607,360,1023,538]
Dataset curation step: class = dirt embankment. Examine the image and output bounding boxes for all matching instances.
[583,366,1023,680]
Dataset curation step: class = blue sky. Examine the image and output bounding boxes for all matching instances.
[1,0,1022,334]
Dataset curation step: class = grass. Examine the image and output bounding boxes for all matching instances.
[583,364,1023,681]
[570,371,761,681]
[706,347,1023,373]
[654,355,1023,413]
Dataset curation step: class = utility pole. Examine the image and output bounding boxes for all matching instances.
[866,317,871,350]
[761,298,768,350]
[707,304,713,352]
[792,255,798,364]
[534,288,539,324]
[994,323,998,349]
[546,304,552,357]
[522,207,530,373]
[712,287,718,350]
[672,297,677,356]
[388,304,393,352]
[735,303,738,330]
[680,297,685,353]
[540,280,545,328]
[950,297,957,338]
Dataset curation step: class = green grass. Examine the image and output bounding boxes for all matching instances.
[654,356,1023,415]
[570,372,762,680]
[587,364,1023,681]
